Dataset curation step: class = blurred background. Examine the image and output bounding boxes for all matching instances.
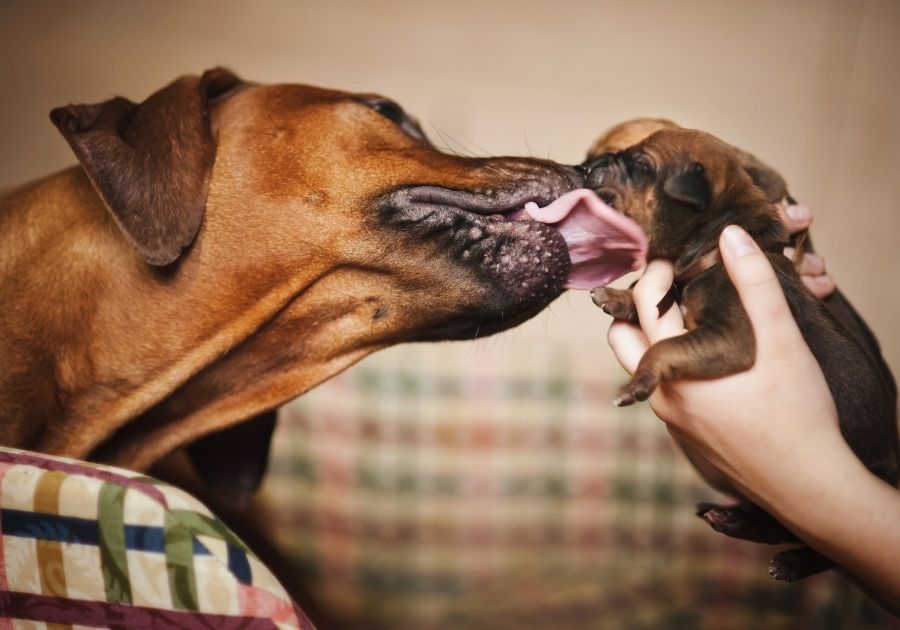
[2,1,898,628]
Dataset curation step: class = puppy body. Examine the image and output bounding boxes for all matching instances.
[585,128,898,579]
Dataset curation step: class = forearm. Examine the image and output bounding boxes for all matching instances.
[743,435,900,615]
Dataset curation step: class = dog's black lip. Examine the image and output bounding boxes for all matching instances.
[374,179,575,341]
[415,295,553,341]
[377,184,560,218]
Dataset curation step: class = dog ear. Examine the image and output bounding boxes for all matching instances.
[50,68,245,266]
[663,162,710,209]
[733,148,790,203]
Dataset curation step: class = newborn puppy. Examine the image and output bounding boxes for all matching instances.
[584,128,899,580]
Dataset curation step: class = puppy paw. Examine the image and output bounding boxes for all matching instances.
[591,287,637,322]
[696,503,739,532]
[697,504,757,541]
[697,503,799,543]
[615,371,658,406]
[768,547,834,582]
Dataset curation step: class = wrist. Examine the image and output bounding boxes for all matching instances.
[751,439,900,581]
[735,429,860,521]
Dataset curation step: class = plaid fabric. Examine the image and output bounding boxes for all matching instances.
[0,448,315,630]
[260,311,900,630]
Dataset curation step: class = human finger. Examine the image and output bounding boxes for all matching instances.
[783,249,826,277]
[719,225,802,347]
[775,203,812,235]
[631,259,685,343]
[607,319,648,374]
[802,273,836,299]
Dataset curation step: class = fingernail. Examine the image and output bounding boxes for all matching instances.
[786,205,809,222]
[721,225,757,257]
[805,253,823,266]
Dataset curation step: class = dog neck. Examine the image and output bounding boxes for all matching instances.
[0,168,381,467]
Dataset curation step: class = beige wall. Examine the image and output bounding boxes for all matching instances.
[2,0,898,375]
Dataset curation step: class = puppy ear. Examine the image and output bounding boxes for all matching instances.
[50,68,245,266]
[663,162,710,209]
[734,148,789,203]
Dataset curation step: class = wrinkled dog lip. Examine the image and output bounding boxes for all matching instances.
[376,183,563,221]
[375,181,574,335]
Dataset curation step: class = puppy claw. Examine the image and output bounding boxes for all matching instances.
[590,288,613,315]
[768,547,833,582]
[615,373,657,407]
[624,372,658,403]
[615,389,636,407]
[698,506,740,533]
[695,502,720,517]
[768,558,801,582]
[591,287,637,321]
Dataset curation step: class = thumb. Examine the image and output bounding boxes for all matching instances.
[719,225,801,348]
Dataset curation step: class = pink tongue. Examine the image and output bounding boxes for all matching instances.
[525,189,648,289]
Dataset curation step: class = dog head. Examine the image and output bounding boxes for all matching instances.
[583,128,786,266]
[45,69,582,468]
[51,68,579,341]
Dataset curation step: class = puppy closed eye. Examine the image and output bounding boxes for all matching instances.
[626,153,655,179]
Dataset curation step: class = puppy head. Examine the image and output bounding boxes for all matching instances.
[584,128,785,263]
[587,117,792,204]
[586,117,679,158]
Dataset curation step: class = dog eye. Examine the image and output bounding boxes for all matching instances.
[361,97,429,143]
[369,98,406,124]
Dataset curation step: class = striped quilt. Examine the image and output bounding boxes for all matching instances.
[0,448,314,629]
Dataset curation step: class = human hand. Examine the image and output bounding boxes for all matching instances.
[605,226,900,612]
[775,202,834,299]
[606,225,847,510]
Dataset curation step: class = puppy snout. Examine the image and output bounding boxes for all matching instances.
[570,163,590,186]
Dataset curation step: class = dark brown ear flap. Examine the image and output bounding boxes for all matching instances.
[663,162,710,209]
[732,147,789,204]
[49,67,244,266]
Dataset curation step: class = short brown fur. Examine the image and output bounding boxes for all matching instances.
[0,69,580,490]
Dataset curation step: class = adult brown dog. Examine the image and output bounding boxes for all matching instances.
[0,68,580,499]
[583,127,898,580]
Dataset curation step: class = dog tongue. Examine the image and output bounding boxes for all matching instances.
[525,189,648,289]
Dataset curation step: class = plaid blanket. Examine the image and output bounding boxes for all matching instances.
[0,448,314,629]
[260,315,899,630]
